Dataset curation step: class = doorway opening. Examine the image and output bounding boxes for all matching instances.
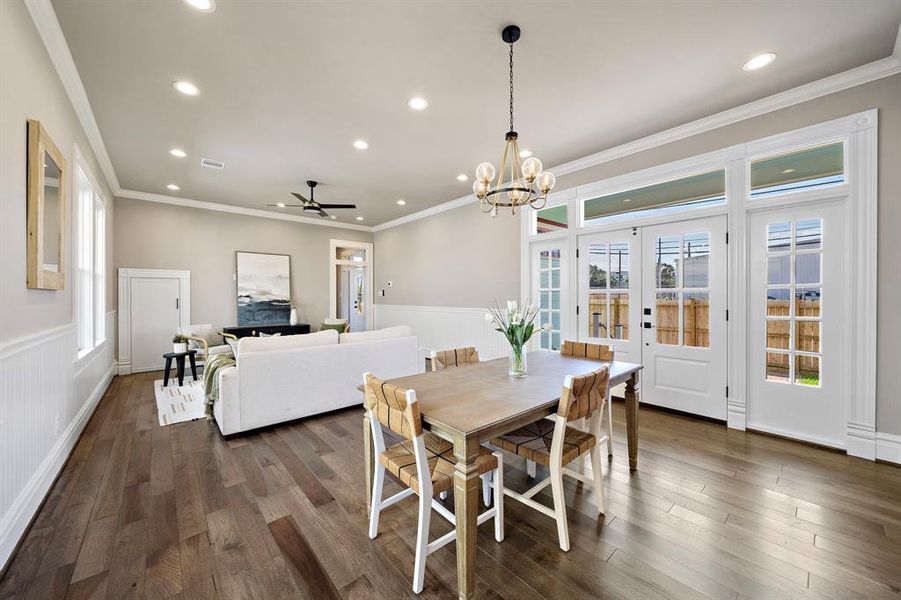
[329,240,373,332]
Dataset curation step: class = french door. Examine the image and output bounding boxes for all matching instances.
[577,228,641,363]
[641,216,727,419]
[531,239,569,351]
[748,201,846,447]
[576,216,727,418]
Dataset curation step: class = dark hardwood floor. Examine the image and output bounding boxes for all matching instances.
[2,371,901,599]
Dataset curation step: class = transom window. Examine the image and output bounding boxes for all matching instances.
[537,248,562,351]
[535,204,568,234]
[764,218,822,386]
[750,142,843,197]
[587,241,630,340]
[654,231,710,348]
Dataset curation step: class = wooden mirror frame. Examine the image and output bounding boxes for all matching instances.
[27,119,67,290]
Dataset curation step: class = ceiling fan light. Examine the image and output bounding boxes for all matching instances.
[476,162,496,184]
[521,157,543,181]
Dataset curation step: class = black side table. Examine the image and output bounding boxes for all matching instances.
[163,350,198,387]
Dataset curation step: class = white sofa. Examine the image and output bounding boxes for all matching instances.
[213,325,421,435]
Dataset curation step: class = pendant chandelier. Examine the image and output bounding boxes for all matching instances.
[473,25,556,215]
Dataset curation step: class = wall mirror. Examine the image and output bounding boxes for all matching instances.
[27,119,67,290]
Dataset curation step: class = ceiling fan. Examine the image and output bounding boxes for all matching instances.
[268,180,356,218]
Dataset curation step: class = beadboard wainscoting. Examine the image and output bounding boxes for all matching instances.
[374,304,510,361]
[0,312,116,571]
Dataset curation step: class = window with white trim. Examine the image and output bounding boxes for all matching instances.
[76,163,106,356]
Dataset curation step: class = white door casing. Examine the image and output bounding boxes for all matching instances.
[747,201,846,447]
[641,215,728,419]
[330,239,373,331]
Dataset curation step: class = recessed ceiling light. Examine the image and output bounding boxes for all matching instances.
[782,168,796,174]
[173,80,200,96]
[353,139,369,150]
[330,215,338,220]
[408,97,428,110]
[519,149,533,158]
[275,202,285,208]
[166,184,180,191]
[623,198,631,203]
[456,173,469,182]
[182,0,215,12]
[396,199,407,206]
[355,216,365,221]
[169,148,187,158]
[743,53,776,71]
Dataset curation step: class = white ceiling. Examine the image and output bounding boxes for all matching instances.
[52,0,901,225]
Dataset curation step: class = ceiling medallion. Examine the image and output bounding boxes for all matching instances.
[473,25,556,216]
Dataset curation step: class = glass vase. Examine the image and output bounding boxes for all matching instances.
[509,343,527,377]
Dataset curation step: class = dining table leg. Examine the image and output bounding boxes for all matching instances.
[625,371,640,470]
[453,436,481,600]
[363,412,373,510]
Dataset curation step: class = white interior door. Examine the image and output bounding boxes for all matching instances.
[131,277,180,372]
[531,239,569,351]
[330,241,373,331]
[748,201,846,447]
[349,268,366,331]
[578,228,641,364]
[641,215,727,419]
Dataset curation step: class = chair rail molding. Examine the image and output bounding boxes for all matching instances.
[0,312,116,572]
[373,305,509,362]
[117,268,191,375]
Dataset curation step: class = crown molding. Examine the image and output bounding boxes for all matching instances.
[24,0,120,194]
[375,47,901,232]
[117,189,372,232]
[27,3,900,234]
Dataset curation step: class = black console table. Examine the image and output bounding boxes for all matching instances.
[222,324,310,339]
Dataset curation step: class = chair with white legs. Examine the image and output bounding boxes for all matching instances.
[364,372,504,594]
[491,366,609,552]
[561,341,615,457]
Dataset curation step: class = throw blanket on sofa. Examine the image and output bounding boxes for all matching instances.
[203,353,235,417]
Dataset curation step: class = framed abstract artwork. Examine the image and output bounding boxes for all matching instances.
[235,251,291,325]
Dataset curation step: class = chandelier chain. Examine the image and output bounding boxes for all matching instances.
[509,41,514,132]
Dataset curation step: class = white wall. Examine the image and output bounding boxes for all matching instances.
[0,1,117,570]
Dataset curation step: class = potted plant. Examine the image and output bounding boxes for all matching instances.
[172,334,188,354]
[486,300,550,377]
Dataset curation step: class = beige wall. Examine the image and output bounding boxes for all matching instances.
[0,0,115,343]
[373,203,520,307]
[114,197,372,330]
[373,74,901,434]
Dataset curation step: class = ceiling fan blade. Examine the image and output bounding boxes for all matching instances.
[317,208,329,217]
[291,192,311,203]
[267,204,305,207]
[315,203,357,209]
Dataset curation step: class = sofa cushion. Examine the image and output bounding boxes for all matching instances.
[238,329,338,354]
[339,325,412,344]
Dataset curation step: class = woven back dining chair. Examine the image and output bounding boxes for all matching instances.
[364,372,504,593]
[490,366,610,551]
[561,340,615,457]
[429,346,480,371]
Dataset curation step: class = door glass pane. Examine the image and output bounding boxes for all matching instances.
[610,292,629,340]
[589,244,608,288]
[550,249,561,268]
[540,270,549,288]
[795,253,821,285]
[766,319,790,350]
[539,250,549,269]
[767,255,790,285]
[655,292,678,344]
[609,242,629,289]
[683,292,709,348]
[655,236,679,288]
[539,291,549,309]
[766,352,790,382]
[588,292,607,338]
[540,310,550,329]
[767,222,792,251]
[550,290,560,310]
[551,311,561,330]
[795,321,820,353]
[551,332,561,351]
[682,232,710,288]
[540,330,549,348]
[795,287,821,317]
[795,218,822,250]
[795,354,820,386]
[766,288,790,316]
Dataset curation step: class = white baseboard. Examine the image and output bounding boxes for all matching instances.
[0,363,114,571]
[876,432,901,465]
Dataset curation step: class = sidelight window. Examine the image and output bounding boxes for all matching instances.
[537,248,562,350]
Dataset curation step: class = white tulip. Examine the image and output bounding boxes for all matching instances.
[507,300,518,312]
[485,312,495,323]
[542,323,552,332]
